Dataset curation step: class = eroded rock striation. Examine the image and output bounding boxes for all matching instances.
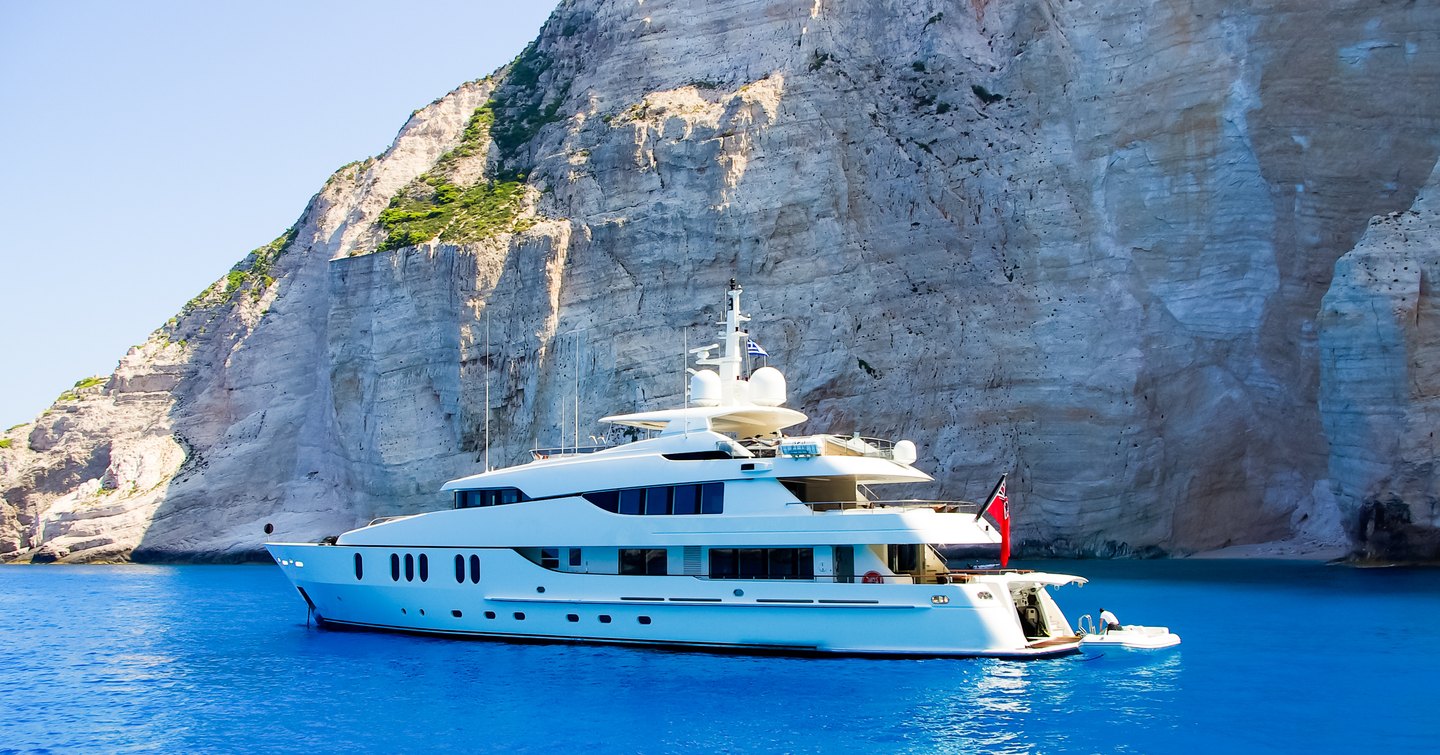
[3,0,1438,562]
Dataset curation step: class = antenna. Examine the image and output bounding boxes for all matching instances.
[682,329,689,433]
[484,303,491,471]
[574,328,580,451]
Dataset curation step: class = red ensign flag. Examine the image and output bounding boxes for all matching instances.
[994,480,1010,568]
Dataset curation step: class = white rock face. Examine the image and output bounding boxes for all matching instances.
[1319,162,1440,560]
[3,0,1439,561]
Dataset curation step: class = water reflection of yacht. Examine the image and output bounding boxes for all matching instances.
[268,282,1097,657]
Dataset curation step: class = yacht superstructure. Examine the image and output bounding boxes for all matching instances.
[267,282,1092,657]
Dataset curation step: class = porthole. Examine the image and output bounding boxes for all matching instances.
[638,616,652,625]
[454,554,465,583]
[354,553,364,580]
[390,553,400,581]
[513,612,526,621]
[536,586,546,593]
[419,554,429,582]
[420,609,426,616]
[452,610,463,618]
[484,611,496,619]
[566,614,579,622]
[598,615,612,624]
[404,553,415,582]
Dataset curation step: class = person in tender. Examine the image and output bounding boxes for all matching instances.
[1099,608,1121,632]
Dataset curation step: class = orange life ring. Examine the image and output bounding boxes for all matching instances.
[862,570,883,584]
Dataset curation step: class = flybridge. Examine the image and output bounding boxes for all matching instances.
[602,279,804,438]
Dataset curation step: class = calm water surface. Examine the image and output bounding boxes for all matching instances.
[1,560,1436,753]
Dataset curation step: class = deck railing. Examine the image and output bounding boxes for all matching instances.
[785,500,980,514]
[530,445,611,460]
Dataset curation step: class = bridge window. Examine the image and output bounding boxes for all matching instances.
[583,482,723,516]
[541,548,559,569]
[454,487,531,509]
[644,486,671,515]
[671,484,699,515]
[618,489,643,515]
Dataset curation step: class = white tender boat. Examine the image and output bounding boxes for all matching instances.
[1078,619,1182,650]
[267,282,1108,657]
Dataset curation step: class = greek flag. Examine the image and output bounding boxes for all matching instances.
[746,339,768,357]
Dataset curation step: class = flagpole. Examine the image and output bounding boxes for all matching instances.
[973,474,1008,521]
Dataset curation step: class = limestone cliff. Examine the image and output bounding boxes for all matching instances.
[3,0,1438,562]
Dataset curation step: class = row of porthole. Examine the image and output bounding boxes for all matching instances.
[351,552,433,583]
[387,553,427,582]
[454,554,481,584]
[353,552,479,584]
[438,610,653,625]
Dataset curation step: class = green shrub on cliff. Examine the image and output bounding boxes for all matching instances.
[377,176,528,251]
[0,438,13,449]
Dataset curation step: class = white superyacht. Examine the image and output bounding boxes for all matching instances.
[268,282,1097,657]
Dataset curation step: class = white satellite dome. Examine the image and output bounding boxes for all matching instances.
[748,366,788,407]
[689,369,721,407]
[892,439,917,465]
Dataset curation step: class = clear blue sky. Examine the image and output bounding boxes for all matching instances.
[0,1,558,428]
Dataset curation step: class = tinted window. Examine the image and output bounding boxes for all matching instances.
[709,548,738,579]
[513,612,526,620]
[620,549,647,575]
[569,548,582,567]
[390,553,400,581]
[404,553,415,582]
[354,553,364,580]
[891,544,919,573]
[700,482,724,514]
[769,548,797,578]
[454,554,465,583]
[739,548,767,579]
[671,484,699,515]
[797,548,814,578]
[586,490,619,512]
[599,615,612,624]
[618,489,644,515]
[645,548,668,576]
[541,548,559,569]
[567,614,579,622]
[418,554,429,582]
[500,489,520,505]
[469,554,481,583]
[484,611,496,619]
[638,616,652,625]
[644,486,671,515]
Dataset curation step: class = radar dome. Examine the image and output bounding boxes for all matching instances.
[748,366,787,407]
[892,439,917,465]
[689,370,721,406]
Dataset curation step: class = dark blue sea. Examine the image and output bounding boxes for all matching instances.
[2,560,1436,753]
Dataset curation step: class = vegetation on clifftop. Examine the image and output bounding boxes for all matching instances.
[183,226,297,313]
[373,39,571,252]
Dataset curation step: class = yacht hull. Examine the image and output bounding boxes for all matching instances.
[268,543,1081,659]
